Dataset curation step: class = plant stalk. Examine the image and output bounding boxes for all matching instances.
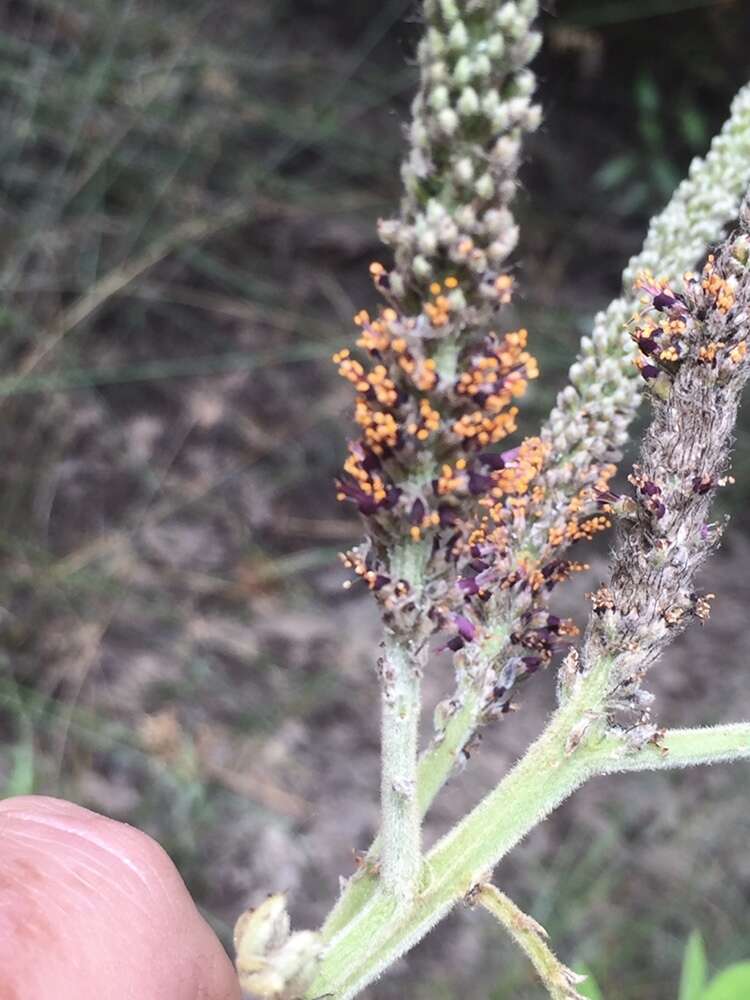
[322,624,510,940]
[476,884,586,1000]
[379,630,423,902]
[310,658,750,998]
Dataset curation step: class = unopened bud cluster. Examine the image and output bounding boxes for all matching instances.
[380,0,541,298]
[234,894,322,1000]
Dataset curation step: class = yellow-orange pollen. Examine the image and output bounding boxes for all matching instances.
[702,255,736,314]
[547,466,615,547]
[454,330,538,447]
[409,510,441,542]
[487,438,547,502]
[436,457,468,496]
[337,451,387,504]
[406,398,441,442]
[730,341,748,364]
[424,281,453,328]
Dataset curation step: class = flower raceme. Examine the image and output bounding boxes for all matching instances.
[334,265,613,697]
[334,274,537,522]
[632,257,746,393]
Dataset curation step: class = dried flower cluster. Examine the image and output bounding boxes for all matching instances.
[565,213,750,748]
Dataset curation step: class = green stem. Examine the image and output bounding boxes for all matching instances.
[379,631,422,901]
[310,662,750,998]
[321,626,509,941]
[310,661,608,999]
[594,722,750,774]
[476,884,586,1000]
[418,693,482,812]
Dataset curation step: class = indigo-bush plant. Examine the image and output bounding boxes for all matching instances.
[233,3,750,998]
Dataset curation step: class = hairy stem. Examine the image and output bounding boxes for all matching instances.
[476,884,586,1000]
[310,656,610,999]
[379,630,423,901]
[321,627,508,941]
[595,723,750,774]
[311,660,750,998]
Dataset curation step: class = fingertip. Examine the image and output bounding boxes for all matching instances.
[0,794,241,1000]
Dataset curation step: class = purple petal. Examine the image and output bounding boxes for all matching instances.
[453,614,477,642]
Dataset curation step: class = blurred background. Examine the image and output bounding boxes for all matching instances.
[1,1,750,996]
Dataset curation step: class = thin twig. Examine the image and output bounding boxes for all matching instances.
[475,884,587,1000]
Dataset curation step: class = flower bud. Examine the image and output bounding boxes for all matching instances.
[493,135,520,168]
[457,87,480,117]
[426,26,446,56]
[475,173,495,200]
[452,55,472,86]
[447,19,468,50]
[429,85,450,111]
[485,33,506,59]
[234,894,290,962]
[418,229,439,255]
[413,254,432,278]
[454,157,475,185]
[437,108,459,135]
[473,53,491,77]
[439,0,459,23]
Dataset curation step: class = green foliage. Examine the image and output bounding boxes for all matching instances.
[579,935,750,1000]
[700,965,750,1000]
[680,932,709,1000]
[573,964,604,1000]
[3,739,35,797]
[594,70,703,214]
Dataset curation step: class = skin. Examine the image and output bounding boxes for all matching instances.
[0,796,242,1000]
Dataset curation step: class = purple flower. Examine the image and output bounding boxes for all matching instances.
[652,291,683,312]
[453,614,477,642]
[637,337,658,356]
[438,505,458,527]
[468,469,492,495]
[478,451,506,471]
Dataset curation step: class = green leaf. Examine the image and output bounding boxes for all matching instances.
[3,740,35,797]
[679,932,708,1000]
[573,964,604,1000]
[594,154,636,191]
[700,963,750,1000]
[678,107,708,150]
[635,72,660,115]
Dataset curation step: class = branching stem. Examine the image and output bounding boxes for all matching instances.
[476,884,586,1000]
[310,650,750,999]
